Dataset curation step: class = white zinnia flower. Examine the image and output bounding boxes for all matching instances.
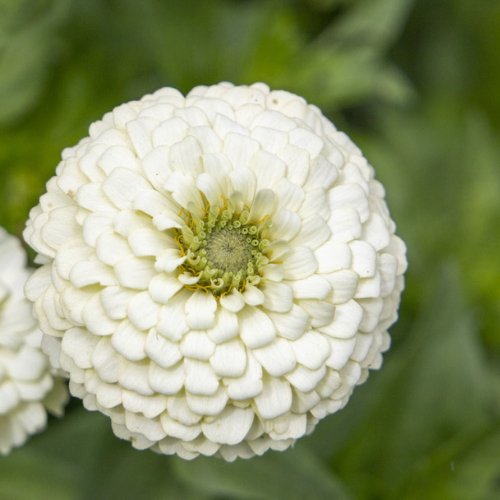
[24,82,406,460]
[0,228,68,455]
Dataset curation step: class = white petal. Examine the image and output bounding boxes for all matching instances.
[134,190,180,224]
[196,172,224,205]
[261,263,284,282]
[124,406,166,440]
[304,156,339,190]
[282,246,318,280]
[239,306,276,349]
[351,332,375,362]
[186,385,228,416]
[145,329,182,368]
[224,133,259,169]
[315,241,352,273]
[160,415,201,441]
[92,338,120,383]
[142,146,174,191]
[155,249,186,273]
[169,136,203,174]
[180,331,215,360]
[359,298,384,333]
[325,337,357,370]
[319,299,363,339]
[24,265,51,302]
[285,364,326,393]
[121,390,166,420]
[41,206,80,250]
[127,291,159,330]
[290,275,331,300]
[157,292,189,342]
[300,187,330,220]
[225,353,262,400]
[149,362,184,395]
[206,307,239,344]
[126,118,155,157]
[128,228,174,257]
[82,294,118,335]
[328,184,369,223]
[261,281,293,313]
[185,290,217,329]
[82,214,113,247]
[189,126,222,154]
[269,304,310,340]
[94,381,122,409]
[254,377,292,419]
[61,328,99,370]
[251,150,286,191]
[76,182,116,213]
[229,168,256,206]
[350,240,376,278]
[328,208,362,242]
[292,389,321,413]
[269,209,301,241]
[165,395,202,426]
[251,110,295,131]
[248,189,278,222]
[209,340,247,377]
[95,232,131,266]
[70,260,117,288]
[111,320,146,361]
[274,178,305,212]
[242,284,265,306]
[326,269,358,304]
[164,171,204,216]
[379,253,398,297]
[253,338,296,376]
[114,256,156,289]
[266,413,307,440]
[362,213,391,251]
[102,167,151,209]
[148,273,183,304]
[354,273,382,299]
[278,144,310,186]
[100,286,135,320]
[291,331,330,370]
[202,406,254,445]
[288,127,323,158]
[184,360,219,396]
[292,214,331,249]
[220,289,245,313]
[152,117,189,148]
[97,145,140,175]
[299,299,336,328]
[113,210,151,238]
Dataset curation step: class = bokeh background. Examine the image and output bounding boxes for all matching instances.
[1,0,499,498]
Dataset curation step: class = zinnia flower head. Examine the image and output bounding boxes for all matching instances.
[24,82,407,460]
[0,228,68,455]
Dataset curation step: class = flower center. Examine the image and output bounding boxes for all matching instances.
[175,203,271,295]
[205,228,253,274]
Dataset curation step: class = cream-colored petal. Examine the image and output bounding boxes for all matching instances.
[185,290,217,330]
[239,306,276,349]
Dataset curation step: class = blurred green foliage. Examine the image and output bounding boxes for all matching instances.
[1,0,499,498]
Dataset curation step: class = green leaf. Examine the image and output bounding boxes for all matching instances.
[0,448,76,500]
[173,443,351,500]
[0,0,70,125]
[326,0,415,49]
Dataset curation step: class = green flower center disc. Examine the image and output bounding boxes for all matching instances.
[175,204,271,295]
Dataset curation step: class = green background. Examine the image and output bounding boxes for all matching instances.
[1,0,499,498]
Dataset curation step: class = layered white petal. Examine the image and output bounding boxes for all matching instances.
[23,82,406,461]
